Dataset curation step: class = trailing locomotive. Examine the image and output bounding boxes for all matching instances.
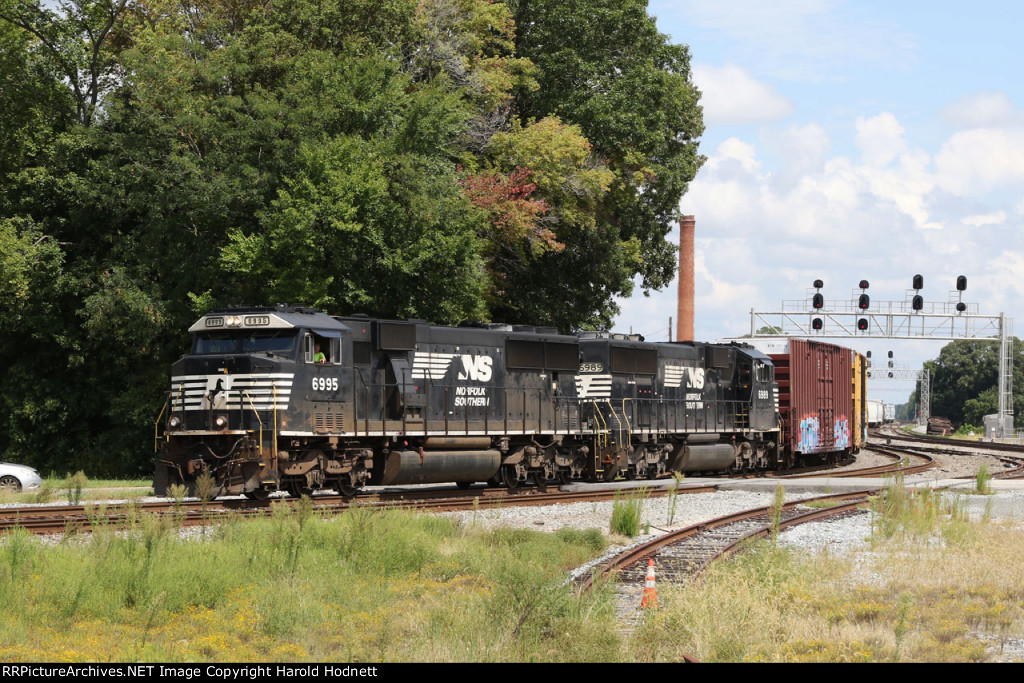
[154,305,782,499]
[721,338,866,467]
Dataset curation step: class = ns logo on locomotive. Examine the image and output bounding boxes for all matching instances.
[155,305,791,500]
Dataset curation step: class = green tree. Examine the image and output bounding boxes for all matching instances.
[0,0,132,127]
[912,339,1024,430]
[0,0,706,475]
[0,18,75,177]
[221,136,488,322]
[505,0,704,327]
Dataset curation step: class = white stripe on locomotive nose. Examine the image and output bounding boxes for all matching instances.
[664,366,686,388]
[411,352,458,379]
[575,374,612,398]
[170,373,295,411]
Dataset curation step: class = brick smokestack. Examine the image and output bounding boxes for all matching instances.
[677,215,695,341]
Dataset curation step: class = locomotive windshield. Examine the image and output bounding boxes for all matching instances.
[192,330,298,356]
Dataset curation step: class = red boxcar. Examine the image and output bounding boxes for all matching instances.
[770,339,854,464]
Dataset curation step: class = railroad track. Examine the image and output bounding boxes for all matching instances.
[0,434,943,537]
[875,426,1024,455]
[768,443,934,479]
[577,490,876,639]
[574,438,982,645]
[0,482,719,536]
[874,427,1024,478]
[1,439,934,535]
[886,443,1024,479]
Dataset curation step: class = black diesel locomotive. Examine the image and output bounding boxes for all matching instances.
[154,305,780,499]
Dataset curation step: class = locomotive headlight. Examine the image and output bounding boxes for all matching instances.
[225,315,242,328]
[215,416,228,429]
[168,416,181,429]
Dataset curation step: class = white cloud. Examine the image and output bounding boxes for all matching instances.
[934,128,1024,196]
[706,137,762,174]
[615,111,1023,354]
[962,211,1007,228]
[761,123,832,179]
[693,64,794,124]
[942,92,1021,128]
[855,112,907,167]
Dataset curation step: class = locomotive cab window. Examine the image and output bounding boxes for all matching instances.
[304,332,341,364]
[242,330,297,356]
[739,362,751,386]
[193,332,237,355]
[755,362,773,383]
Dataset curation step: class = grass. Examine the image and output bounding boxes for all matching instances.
[631,478,1024,663]
[610,488,648,537]
[2,475,1021,662]
[975,465,993,495]
[0,506,619,662]
[769,484,785,545]
[0,476,153,506]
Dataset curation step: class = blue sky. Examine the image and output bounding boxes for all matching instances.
[612,0,1024,403]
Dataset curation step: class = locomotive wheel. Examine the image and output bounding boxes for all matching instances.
[336,474,358,499]
[501,465,521,490]
[557,469,572,486]
[287,482,313,499]
[244,489,270,502]
[531,472,547,492]
[625,466,637,481]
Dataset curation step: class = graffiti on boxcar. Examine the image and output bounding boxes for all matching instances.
[834,417,850,449]
[799,415,820,452]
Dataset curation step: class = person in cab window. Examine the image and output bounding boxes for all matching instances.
[314,343,326,364]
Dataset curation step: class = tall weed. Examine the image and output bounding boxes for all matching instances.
[64,471,88,506]
[610,488,648,537]
[975,465,993,495]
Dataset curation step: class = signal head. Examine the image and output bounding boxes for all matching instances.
[857,318,869,331]
[858,293,870,310]
[812,317,823,330]
[913,274,924,290]
[813,279,824,289]
[912,295,924,311]
[956,275,967,291]
[859,280,870,290]
[956,302,967,313]
[812,293,824,309]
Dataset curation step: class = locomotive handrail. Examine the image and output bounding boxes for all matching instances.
[621,398,633,443]
[171,382,185,417]
[604,400,624,447]
[242,390,264,449]
[154,392,170,453]
[592,402,608,447]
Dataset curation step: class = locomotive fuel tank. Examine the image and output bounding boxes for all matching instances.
[376,449,503,486]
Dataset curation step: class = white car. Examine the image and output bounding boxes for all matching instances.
[0,462,43,491]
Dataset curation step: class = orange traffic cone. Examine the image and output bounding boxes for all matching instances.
[640,558,659,609]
